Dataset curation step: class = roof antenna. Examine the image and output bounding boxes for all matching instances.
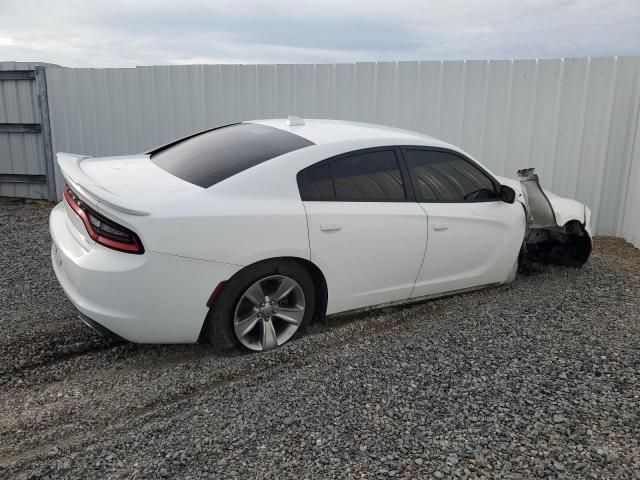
[287,115,305,126]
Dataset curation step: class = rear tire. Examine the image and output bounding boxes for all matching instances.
[204,259,315,354]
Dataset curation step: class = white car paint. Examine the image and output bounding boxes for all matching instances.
[50,118,591,344]
[545,190,591,236]
[411,200,526,298]
[50,205,240,343]
[304,201,428,313]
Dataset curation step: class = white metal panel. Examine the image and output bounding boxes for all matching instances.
[599,57,640,237]
[293,64,314,118]
[334,63,355,120]
[203,64,223,128]
[353,62,376,122]
[504,60,537,178]
[256,64,277,119]
[415,61,444,137]
[552,58,589,198]
[439,60,465,147]
[238,64,257,122]
[275,64,294,119]
[480,60,513,174]
[374,62,396,126]
[395,61,418,131]
[314,63,334,119]
[528,59,562,186]
[220,65,241,127]
[41,57,640,246]
[575,57,618,231]
[622,102,640,247]
[459,60,489,157]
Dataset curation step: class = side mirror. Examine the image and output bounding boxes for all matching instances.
[500,185,516,204]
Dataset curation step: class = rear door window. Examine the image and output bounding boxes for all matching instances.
[298,163,336,201]
[298,149,406,202]
[151,123,314,188]
[331,150,406,201]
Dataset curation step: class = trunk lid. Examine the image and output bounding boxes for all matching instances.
[57,153,201,215]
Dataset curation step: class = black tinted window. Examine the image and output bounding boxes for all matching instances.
[298,163,335,201]
[331,150,405,201]
[405,149,497,202]
[151,123,314,188]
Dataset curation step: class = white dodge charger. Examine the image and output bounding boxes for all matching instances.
[50,118,592,352]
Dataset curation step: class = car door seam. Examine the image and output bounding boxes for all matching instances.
[409,202,430,299]
[300,200,313,261]
[148,250,244,267]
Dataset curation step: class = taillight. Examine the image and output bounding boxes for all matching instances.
[64,185,144,254]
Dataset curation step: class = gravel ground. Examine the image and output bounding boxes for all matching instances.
[1,199,639,480]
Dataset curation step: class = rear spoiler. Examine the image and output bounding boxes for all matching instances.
[57,152,150,216]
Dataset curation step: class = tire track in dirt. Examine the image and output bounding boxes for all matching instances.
[0,291,476,468]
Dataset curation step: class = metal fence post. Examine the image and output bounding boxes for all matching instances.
[34,66,57,201]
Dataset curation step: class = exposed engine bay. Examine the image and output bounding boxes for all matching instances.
[518,168,592,270]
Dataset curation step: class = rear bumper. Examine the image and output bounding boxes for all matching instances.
[50,202,241,343]
[78,312,127,342]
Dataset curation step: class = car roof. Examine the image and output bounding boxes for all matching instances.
[247,118,452,148]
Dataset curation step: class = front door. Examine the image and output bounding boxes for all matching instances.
[403,147,526,298]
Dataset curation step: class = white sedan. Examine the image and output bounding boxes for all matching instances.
[50,118,592,352]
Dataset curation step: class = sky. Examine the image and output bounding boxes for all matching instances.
[0,0,638,67]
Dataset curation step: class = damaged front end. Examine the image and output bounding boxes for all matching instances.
[517,168,592,269]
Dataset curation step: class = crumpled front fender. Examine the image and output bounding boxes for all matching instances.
[512,168,592,268]
[515,168,590,233]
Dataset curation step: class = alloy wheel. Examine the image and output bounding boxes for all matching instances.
[233,275,306,351]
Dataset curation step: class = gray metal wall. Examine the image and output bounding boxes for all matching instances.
[44,57,640,245]
[622,109,640,247]
[0,62,51,199]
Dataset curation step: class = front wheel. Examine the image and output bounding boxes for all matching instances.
[204,260,315,353]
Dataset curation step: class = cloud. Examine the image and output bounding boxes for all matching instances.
[0,0,638,67]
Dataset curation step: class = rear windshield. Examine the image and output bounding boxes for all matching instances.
[150,123,314,188]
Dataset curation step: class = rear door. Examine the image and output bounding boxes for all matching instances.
[298,148,428,314]
[404,147,525,298]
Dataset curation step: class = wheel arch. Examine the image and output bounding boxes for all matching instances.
[521,219,592,270]
[563,219,592,263]
[198,255,328,343]
[267,256,329,324]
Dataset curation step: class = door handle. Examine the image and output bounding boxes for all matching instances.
[320,222,342,232]
[433,222,449,231]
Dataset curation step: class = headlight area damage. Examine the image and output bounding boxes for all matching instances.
[517,168,592,270]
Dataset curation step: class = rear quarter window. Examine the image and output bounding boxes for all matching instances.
[151,123,314,188]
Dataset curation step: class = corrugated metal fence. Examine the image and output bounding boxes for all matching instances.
[0,62,57,200]
[12,57,640,245]
[623,110,640,247]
